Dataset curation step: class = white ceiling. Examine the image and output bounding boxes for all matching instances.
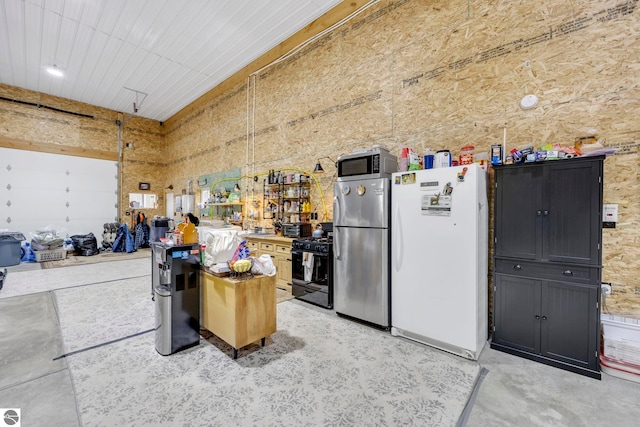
[0,0,343,122]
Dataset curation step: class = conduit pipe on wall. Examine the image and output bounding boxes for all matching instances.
[242,1,377,220]
[116,114,134,221]
[116,94,147,221]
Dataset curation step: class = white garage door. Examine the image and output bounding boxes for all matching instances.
[0,147,117,245]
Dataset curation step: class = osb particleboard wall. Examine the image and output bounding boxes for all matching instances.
[169,0,640,319]
[119,116,165,222]
[0,83,165,221]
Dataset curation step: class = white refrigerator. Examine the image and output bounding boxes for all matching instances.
[390,163,488,360]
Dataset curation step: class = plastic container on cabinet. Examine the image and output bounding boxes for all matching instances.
[459,145,475,165]
[434,150,451,168]
[424,148,434,169]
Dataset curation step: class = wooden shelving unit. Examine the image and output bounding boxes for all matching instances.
[204,202,244,226]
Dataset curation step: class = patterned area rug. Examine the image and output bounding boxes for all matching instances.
[0,258,151,299]
[54,278,481,426]
[41,248,151,269]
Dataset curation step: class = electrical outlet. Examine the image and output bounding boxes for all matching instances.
[601,283,612,295]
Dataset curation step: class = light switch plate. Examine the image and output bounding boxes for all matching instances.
[603,204,618,222]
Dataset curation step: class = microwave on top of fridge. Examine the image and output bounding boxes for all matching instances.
[337,145,397,181]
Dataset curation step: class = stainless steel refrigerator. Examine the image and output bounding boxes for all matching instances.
[333,178,391,328]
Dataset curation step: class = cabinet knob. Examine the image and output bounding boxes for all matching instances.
[535,315,540,320]
[562,270,573,276]
[536,210,542,216]
[513,264,522,270]
[542,316,547,321]
[543,210,549,216]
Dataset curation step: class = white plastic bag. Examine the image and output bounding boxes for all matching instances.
[251,254,276,276]
[203,229,241,267]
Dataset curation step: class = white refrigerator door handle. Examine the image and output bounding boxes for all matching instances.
[394,203,402,271]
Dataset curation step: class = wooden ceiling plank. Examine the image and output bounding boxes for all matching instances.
[164,0,370,128]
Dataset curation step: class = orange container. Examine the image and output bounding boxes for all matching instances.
[459,145,475,165]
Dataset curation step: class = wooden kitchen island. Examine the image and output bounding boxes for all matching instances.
[201,271,277,359]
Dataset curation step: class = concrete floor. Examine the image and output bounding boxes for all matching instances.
[468,346,640,426]
[1,261,640,426]
[0,292,80,427]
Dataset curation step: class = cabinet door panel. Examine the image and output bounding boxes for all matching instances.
[494,275,541,353]
[544,161,602,264]
[494,168,543,259]
[541,281,599,370]
[276,254,292,287]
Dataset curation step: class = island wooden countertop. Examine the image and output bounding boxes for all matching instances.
[240,233,294,244]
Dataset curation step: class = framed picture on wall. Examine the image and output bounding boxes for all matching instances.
[139,182,151,191]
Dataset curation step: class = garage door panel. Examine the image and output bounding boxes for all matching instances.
[0,148,117,242]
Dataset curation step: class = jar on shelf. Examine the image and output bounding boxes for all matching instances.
[459,145,475,165]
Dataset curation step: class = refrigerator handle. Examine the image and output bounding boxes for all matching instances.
[333,196,341,260]
[394,203,402,271]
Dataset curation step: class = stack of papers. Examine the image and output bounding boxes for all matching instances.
[211,263,230,274]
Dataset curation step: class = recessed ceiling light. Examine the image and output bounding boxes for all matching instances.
[46,66,64,77]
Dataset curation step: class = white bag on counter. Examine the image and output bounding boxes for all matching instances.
[251,254,276,276]
[202,228,241,267]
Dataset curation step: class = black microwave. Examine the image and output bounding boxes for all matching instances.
[337,146,397,181]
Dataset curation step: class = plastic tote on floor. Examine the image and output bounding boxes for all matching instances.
[0,232,26,267]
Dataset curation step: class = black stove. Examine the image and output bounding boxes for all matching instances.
[291,237,332,253]
[291,226,333,309]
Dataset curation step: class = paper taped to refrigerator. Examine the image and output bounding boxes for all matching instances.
[422,193,452,216]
